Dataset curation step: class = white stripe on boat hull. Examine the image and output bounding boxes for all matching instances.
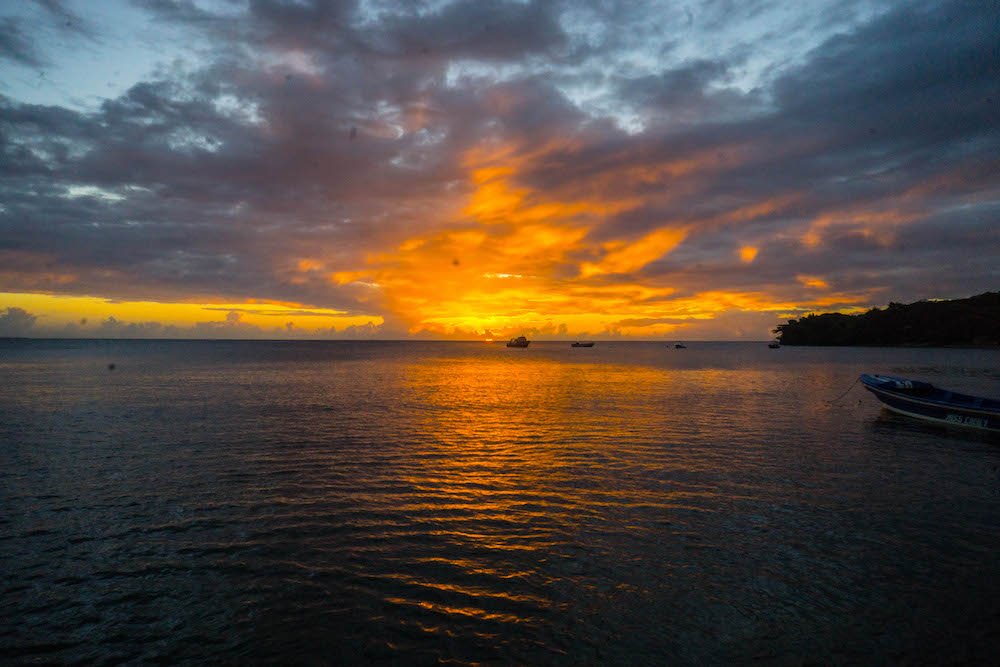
[878,403,993,431]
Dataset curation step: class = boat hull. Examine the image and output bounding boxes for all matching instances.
[860,374,1000,433]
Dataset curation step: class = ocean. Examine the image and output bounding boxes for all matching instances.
[2,339,998,664]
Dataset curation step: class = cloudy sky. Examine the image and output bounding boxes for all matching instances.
[1,0,997,339]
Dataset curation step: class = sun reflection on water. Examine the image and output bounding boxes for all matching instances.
[6,341,999,663]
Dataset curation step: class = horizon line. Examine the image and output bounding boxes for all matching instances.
[0,336,775,343]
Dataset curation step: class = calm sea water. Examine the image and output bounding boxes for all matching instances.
[2,339,999,664]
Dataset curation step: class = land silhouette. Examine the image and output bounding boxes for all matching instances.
[774,292,1000,346]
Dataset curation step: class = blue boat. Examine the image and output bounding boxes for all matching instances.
[860,374,1000,433]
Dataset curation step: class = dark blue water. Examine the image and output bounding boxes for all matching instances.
[2,340,999,664]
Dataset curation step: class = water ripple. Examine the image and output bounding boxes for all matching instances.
[2,340,999,663]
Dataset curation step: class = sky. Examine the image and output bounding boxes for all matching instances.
[0,0,997,340]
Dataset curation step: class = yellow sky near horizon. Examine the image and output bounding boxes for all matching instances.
[0,292,382,336]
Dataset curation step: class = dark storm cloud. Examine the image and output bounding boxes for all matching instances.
[34,0,93,37]
[775,1,998,128]
[140,0,566,62]
[0,1,96,68]
[0,17,46,68]
[0,0,997,323]
[614,59,753,124]
[368,0,566,60]
[515,1,998,281]
[2,4,572,307]
[0,50,473,310]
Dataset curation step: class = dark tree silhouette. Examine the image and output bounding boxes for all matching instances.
[774,292,1000,346]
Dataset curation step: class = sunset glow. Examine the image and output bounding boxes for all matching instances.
[1,1,996,339]
[0,292,382,338]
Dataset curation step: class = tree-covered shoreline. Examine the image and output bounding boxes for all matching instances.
[774,292,1000,347]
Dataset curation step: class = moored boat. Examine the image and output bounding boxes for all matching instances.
[860,374,1000,433]
[571,342,594,347]
[674,343,686,349]
[506,336,530,348]
[768,342,780,348]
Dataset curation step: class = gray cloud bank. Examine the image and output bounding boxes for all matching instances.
[1,0,997,332]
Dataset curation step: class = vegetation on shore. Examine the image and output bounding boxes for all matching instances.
[774,292,1000,346]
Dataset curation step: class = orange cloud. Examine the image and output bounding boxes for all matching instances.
[22,138,874,341]
[317,139,870,339]
[462,141,638,227]
[801,207,917,248]
[719,195,800,225]
[738,245,759,263]
[296,258,324,272]
[581,227,688,277]
[797,275,829,289]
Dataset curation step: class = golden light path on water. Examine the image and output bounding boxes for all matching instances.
[2,340,999,663]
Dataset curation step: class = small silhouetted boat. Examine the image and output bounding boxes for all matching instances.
[506,336,530,348]
[860,374,1000,433]
[674,343,686,349]
[571,342,594,347]
[768,342,780,349]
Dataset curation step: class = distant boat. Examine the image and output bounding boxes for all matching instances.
[768,342,781,348]
[674,343,686,349]
[506,336,530,348]
[571,342,594,347]
[860,374,1000,433]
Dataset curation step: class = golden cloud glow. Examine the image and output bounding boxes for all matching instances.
[738,245,759,263]
[0,292,380,334]
[461,139,639,226]
[294,140,888,339]
[2,136,896,340]
[797,275,830,289]
[296,258,324,272]
[581,227,688,277]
